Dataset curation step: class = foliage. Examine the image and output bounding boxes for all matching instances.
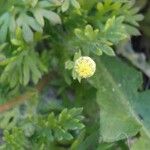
[0,106,85,149]
[0,0,149,150]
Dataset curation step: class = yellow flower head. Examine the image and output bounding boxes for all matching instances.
[74,56,96,78]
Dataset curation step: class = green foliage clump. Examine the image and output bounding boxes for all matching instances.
[0,107,84,149]
[0,0,150,150]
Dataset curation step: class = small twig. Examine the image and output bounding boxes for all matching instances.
[0,92,35,113]
[0,73,52,113]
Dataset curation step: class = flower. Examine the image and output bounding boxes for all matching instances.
[74,56,96,78]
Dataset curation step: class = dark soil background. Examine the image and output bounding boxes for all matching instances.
[132,0,150,89]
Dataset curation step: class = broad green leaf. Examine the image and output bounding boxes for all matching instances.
[131,132,150,150]
[134,91,150,135]
[89,56,150,142]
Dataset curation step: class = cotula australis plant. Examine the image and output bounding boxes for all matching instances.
[1,0,150,150]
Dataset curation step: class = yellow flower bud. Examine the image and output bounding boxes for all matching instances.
[74,56,96,78]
